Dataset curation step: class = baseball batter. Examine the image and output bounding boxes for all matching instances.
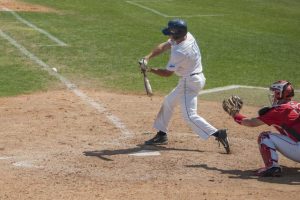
[233,80,300,177]
[139,19,230,153]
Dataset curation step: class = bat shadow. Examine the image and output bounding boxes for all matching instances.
[83,144,204,161]
[185,164,300,185]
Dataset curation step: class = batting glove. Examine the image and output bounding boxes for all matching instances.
[138,58,149,71]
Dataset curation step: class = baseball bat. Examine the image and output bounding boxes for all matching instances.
[142,70,153,97]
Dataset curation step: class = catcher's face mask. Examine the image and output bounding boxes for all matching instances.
[268,80,294,106]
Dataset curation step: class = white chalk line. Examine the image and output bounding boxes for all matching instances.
[1,6,67,47]
[12,160,42,168]
[168,14,225,18]
[129,150,161,156]
[200,85,299,95]
[0,156,13,160]
[125,1,224,18]
[0,29,132,139]
[126,1,168,17]
[0,156,43,169]
[199,85,266,95]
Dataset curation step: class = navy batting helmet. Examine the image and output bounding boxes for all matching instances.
[162,19,187,39]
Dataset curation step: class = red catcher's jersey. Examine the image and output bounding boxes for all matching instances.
[258,101,300,142]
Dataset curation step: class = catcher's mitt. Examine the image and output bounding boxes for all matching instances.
[222,95,243,117]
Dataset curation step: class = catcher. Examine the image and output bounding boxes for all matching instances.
[223,80,300,177]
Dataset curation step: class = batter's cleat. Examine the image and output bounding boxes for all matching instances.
[255,167,282,177]
[144,132,168,145]
[214,129,230,154]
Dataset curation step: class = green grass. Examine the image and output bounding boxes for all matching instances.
[0,40,58,96]
[0,0,299,98]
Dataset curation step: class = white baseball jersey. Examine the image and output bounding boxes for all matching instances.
[166,32,202,77]
[153,32,218,139]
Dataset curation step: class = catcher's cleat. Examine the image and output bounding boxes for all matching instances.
[214,129,230,154]
[255,167,282,177]
[144,132,168,145]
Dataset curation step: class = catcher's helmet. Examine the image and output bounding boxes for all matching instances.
[162,19,187,40]
[269,80,294,105]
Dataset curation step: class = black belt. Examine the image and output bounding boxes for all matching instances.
[190,72,202,76]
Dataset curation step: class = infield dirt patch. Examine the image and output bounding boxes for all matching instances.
[0,0,55,12]
[0,90,299,200]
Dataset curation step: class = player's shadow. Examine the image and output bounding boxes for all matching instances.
[83,144,204,161]
[186,164,300,185]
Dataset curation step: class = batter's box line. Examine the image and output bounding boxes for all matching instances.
[125,1,224,18]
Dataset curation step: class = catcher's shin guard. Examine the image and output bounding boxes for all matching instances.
[258,132,279,168]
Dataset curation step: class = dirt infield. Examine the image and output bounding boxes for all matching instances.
[0,90,299,200]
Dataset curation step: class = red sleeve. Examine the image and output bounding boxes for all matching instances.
[258,106,285,126]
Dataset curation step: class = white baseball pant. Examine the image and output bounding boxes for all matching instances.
[259,132,300,163]
[153,73,217,139]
